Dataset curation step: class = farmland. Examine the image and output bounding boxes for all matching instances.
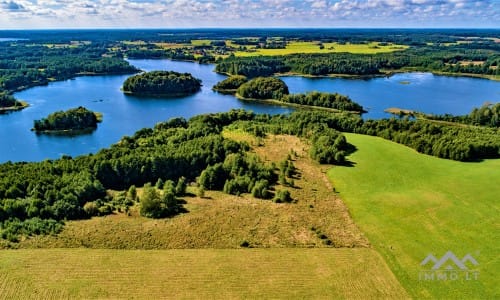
[233,41,408,56]
[328,133,500,299]
[0,133,409,298]
[0,248,408,299]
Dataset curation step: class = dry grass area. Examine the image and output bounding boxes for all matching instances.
[17,133,368,249]
[0,248,408,299]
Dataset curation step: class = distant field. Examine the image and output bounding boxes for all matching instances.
[234,41,408,56]
[0,248,408,299]
[328,133,500,299]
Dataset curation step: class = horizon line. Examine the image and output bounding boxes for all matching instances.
[1,27,499,31]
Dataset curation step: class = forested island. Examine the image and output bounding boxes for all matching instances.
[33,107,101,133]
[224,76,365,113]
[122,71,202,96]
[0,93,28,112]
[212,75,248,93]
[236,77,289,100]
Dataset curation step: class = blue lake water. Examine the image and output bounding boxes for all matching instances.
[1,59,499,163]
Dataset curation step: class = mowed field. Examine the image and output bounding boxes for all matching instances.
[328,133,500,299]
[0,133,410,298]
[234,41,408,56]
[0,248,408,299]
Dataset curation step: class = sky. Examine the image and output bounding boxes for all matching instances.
[0,0,499,29]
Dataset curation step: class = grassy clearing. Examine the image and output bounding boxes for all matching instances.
[191,39,212,46]
[0,248,408,299]
[328,133,500,299]
[17,133,368,250]
[234,41,408,56]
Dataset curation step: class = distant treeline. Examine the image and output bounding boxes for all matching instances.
[425,103,500,128]
[0,43,137,95]
[216,47,499,77]
[2,29,499,45]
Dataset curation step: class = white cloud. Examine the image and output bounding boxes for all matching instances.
[0,0,498,28]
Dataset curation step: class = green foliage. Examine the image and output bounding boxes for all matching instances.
[216,46,499,77]
[0,93,21,108]
[213,75,248,92]
[282,91,364,112]
[0,42,137,94]
[273,189,292,203]
[122,71,201,96]
[310,129,347,164]
[426,102,500,127]
[1,108,499,240]
[237,77,289,100]
[33,106,99,132]
[127,185,137,201]
[175,177,187,196]
[0,218,63,242]
[251,180,271,199]
[139,182,179,219]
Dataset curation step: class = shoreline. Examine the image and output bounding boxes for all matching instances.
[234,93,363,115]
[0,101,29,113]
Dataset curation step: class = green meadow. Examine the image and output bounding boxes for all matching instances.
[234,41,408,56]
[328,133,500,299]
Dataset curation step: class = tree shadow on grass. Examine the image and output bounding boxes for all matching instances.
[337,143,358,167]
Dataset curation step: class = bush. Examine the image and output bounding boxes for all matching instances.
[273,189,292,203]
[83,201,98,217]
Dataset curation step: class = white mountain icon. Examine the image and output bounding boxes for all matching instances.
[421,251,478,270]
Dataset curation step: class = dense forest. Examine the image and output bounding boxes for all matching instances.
[33,107,100,132]
[0,43,137,94]
[282,92,365,113]
[1,108,499,241]
[212,75,248,92]
[236,77,289,100]
[122,71,202,96]
[230,76,365,113]
[215,46,499,77]
[425,103,500,127]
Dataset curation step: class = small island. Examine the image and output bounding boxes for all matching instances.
[33,106,102,133]
[0,93,28,113]
[236,77,289,100]
[235,77,364,113]
[122,71,202,97]
[212,75,248,93]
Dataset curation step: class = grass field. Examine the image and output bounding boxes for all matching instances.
[328,133,500,299]
[234,41,408,56]
[15,133,368,250]
[0,248,408,299]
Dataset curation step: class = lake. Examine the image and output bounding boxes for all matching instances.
[1,59,499,163]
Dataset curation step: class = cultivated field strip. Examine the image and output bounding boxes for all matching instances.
[0,248,408,299]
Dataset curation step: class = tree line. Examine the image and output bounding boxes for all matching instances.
[425,103,499,128]
[1,107,499,242]
[220,76,365,113]
[215,46,499,77]
[0,42,138,106]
